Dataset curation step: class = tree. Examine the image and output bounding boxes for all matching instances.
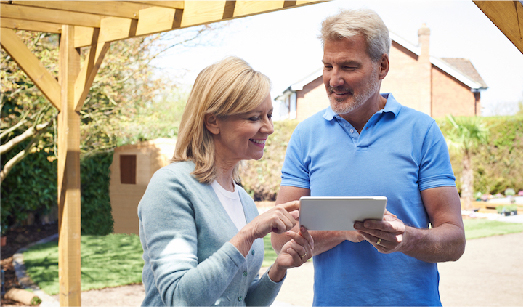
[1,24,227,229]
[445,115,489,211]
[1,32,60,183]
[1,23,227,182]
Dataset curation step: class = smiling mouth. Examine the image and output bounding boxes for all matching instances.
[329,87,353,96]
[249,139,266,146]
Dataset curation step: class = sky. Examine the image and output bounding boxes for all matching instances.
[155,0,523,117]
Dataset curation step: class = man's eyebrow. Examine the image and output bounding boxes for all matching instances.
[322,60,360,65]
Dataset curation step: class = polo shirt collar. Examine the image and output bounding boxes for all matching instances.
[323,93,401,121]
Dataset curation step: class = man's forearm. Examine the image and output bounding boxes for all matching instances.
[400,223,465,263]
[309,231,347,256]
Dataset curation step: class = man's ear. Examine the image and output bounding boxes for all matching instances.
[378,53,389,80]
[204,114,220,135]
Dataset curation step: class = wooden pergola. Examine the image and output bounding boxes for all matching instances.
[0,1,521,306]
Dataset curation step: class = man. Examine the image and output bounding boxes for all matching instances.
[271,9,466,307]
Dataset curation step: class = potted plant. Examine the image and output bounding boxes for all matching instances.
[505,188,516,204]
[497,205,518,216]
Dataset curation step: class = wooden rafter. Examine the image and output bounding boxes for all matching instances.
[1,1,324,48]
[0,28,61,109]
[474,1,523,53]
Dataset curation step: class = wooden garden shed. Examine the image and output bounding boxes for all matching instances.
[110,138,177,235]
[0,0,521,306]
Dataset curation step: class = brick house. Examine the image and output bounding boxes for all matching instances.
[275,25,488,121]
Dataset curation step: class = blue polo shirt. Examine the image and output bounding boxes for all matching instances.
[281,94,456,306]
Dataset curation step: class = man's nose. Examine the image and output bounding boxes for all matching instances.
[329,68,344,87]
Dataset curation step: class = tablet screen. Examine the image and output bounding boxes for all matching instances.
[299,196,387,231]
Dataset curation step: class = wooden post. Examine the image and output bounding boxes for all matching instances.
[57,25,82,307]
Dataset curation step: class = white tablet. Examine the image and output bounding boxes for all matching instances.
[299,196,387,231]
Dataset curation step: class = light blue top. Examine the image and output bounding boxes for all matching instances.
[281,94,456,306]
[138,161,283,306]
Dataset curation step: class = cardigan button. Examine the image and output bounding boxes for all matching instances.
[251,250,255,255]
[238,296,243,302]
[243,271,248,276]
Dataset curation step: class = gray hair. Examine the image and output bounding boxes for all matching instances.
[320,9,391,62]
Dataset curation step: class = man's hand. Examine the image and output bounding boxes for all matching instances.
[354,210,406,253]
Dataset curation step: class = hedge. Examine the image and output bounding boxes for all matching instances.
[1,150,114,235]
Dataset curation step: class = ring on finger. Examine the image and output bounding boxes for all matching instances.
[376,238,382,245]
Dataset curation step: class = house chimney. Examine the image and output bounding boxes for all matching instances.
[418,23,430,61]
[418,24,432,116]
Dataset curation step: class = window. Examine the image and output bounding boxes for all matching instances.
[120,155,137,184]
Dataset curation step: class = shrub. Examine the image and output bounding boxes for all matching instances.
[1,150,114,235]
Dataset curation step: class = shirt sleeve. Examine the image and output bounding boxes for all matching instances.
[138,168,246,306]
[280,126,311,189]
[418,121,457,191]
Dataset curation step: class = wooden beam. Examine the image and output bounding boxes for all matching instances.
[99,17,137,42]
[57,25,82,307]
[233,1,291,17]
[10,1,153,19]
[131,1,184,9]
[74,29,110,111]
[474,1,523,53]
[136,7,178,36]
[180,1,229,28]
[0,28,61,110]
[74,26,95,48]
[0,3,102,28]
[1,17,62,33]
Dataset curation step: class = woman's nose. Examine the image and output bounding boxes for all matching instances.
[261,117,274,135]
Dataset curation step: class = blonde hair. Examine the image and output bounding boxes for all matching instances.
[320,9,390,62]
[172,56,271,183]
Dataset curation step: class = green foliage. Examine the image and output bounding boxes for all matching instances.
[444,115,489,153]
[80,152,114,235]
[1,149,57,228]
[1,149,114,236]
[79,35,176,154]
[116,90,188,147]
[23,233,144,295]
[438,115,523,195]
[1,32,59,179]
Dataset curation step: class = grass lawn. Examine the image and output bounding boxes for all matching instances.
[463,218,522,240]
[23,234,143,295]
[23,218,522,294]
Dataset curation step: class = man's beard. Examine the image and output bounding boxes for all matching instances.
[328,70,381,115]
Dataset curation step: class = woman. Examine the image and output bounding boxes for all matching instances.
[138,56,313,306]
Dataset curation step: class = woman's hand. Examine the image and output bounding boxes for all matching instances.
[249,201,300,238]
[231,201,300,257]
[268,226,314,282]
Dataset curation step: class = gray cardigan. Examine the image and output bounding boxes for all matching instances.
[138,161,283,306]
